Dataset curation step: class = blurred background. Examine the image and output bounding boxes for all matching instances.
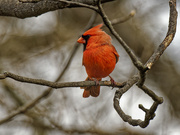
[0,0,179,134]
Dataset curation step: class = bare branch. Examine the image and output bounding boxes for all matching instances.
[0,0,113,18]
[137,0,177,86]
[113,75,163,128]
[113,75,142,126]
[111,10,136,25]
[57,0,99,12]
[145,0,178,70]
[138,85,163,103]
[100,10,136,28]
[0,71,125,89]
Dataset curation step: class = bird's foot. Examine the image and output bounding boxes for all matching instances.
[109,75,116,89]
[91,78,100,86]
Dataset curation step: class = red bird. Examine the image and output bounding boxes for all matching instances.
[77,24,119,98]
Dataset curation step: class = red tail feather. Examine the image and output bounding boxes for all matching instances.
[81,77,101,98]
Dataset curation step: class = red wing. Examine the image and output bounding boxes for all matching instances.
[110,45,119,63]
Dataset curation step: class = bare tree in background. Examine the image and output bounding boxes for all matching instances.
[0,0,178,134]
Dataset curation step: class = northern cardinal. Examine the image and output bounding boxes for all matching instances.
[77,24,119,98]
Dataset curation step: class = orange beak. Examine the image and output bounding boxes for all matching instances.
[77,37,86,44]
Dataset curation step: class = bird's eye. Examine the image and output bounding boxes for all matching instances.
[82,35,90,41]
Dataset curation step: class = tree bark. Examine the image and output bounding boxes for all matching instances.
[0,0,114,18]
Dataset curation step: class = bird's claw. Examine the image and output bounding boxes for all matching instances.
[92,78,100,86]
[109,75,116,89]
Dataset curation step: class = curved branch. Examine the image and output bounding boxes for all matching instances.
[145,0,178,70]
[114,75,163,128]
[138,0,177,86]
[113,0,177,128]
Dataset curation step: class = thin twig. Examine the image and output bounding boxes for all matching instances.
[58,0,99,12]
[100,10,136,28]
[111,10,136,25]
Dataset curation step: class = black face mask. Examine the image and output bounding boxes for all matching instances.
[82,35,90,51]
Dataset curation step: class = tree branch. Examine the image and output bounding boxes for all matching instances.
[145,0,178,70]
[0,0,113,18]
[0,71,125,125]
[0,71,125,89]
[114,75,163,128]
[111,10,136,25]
